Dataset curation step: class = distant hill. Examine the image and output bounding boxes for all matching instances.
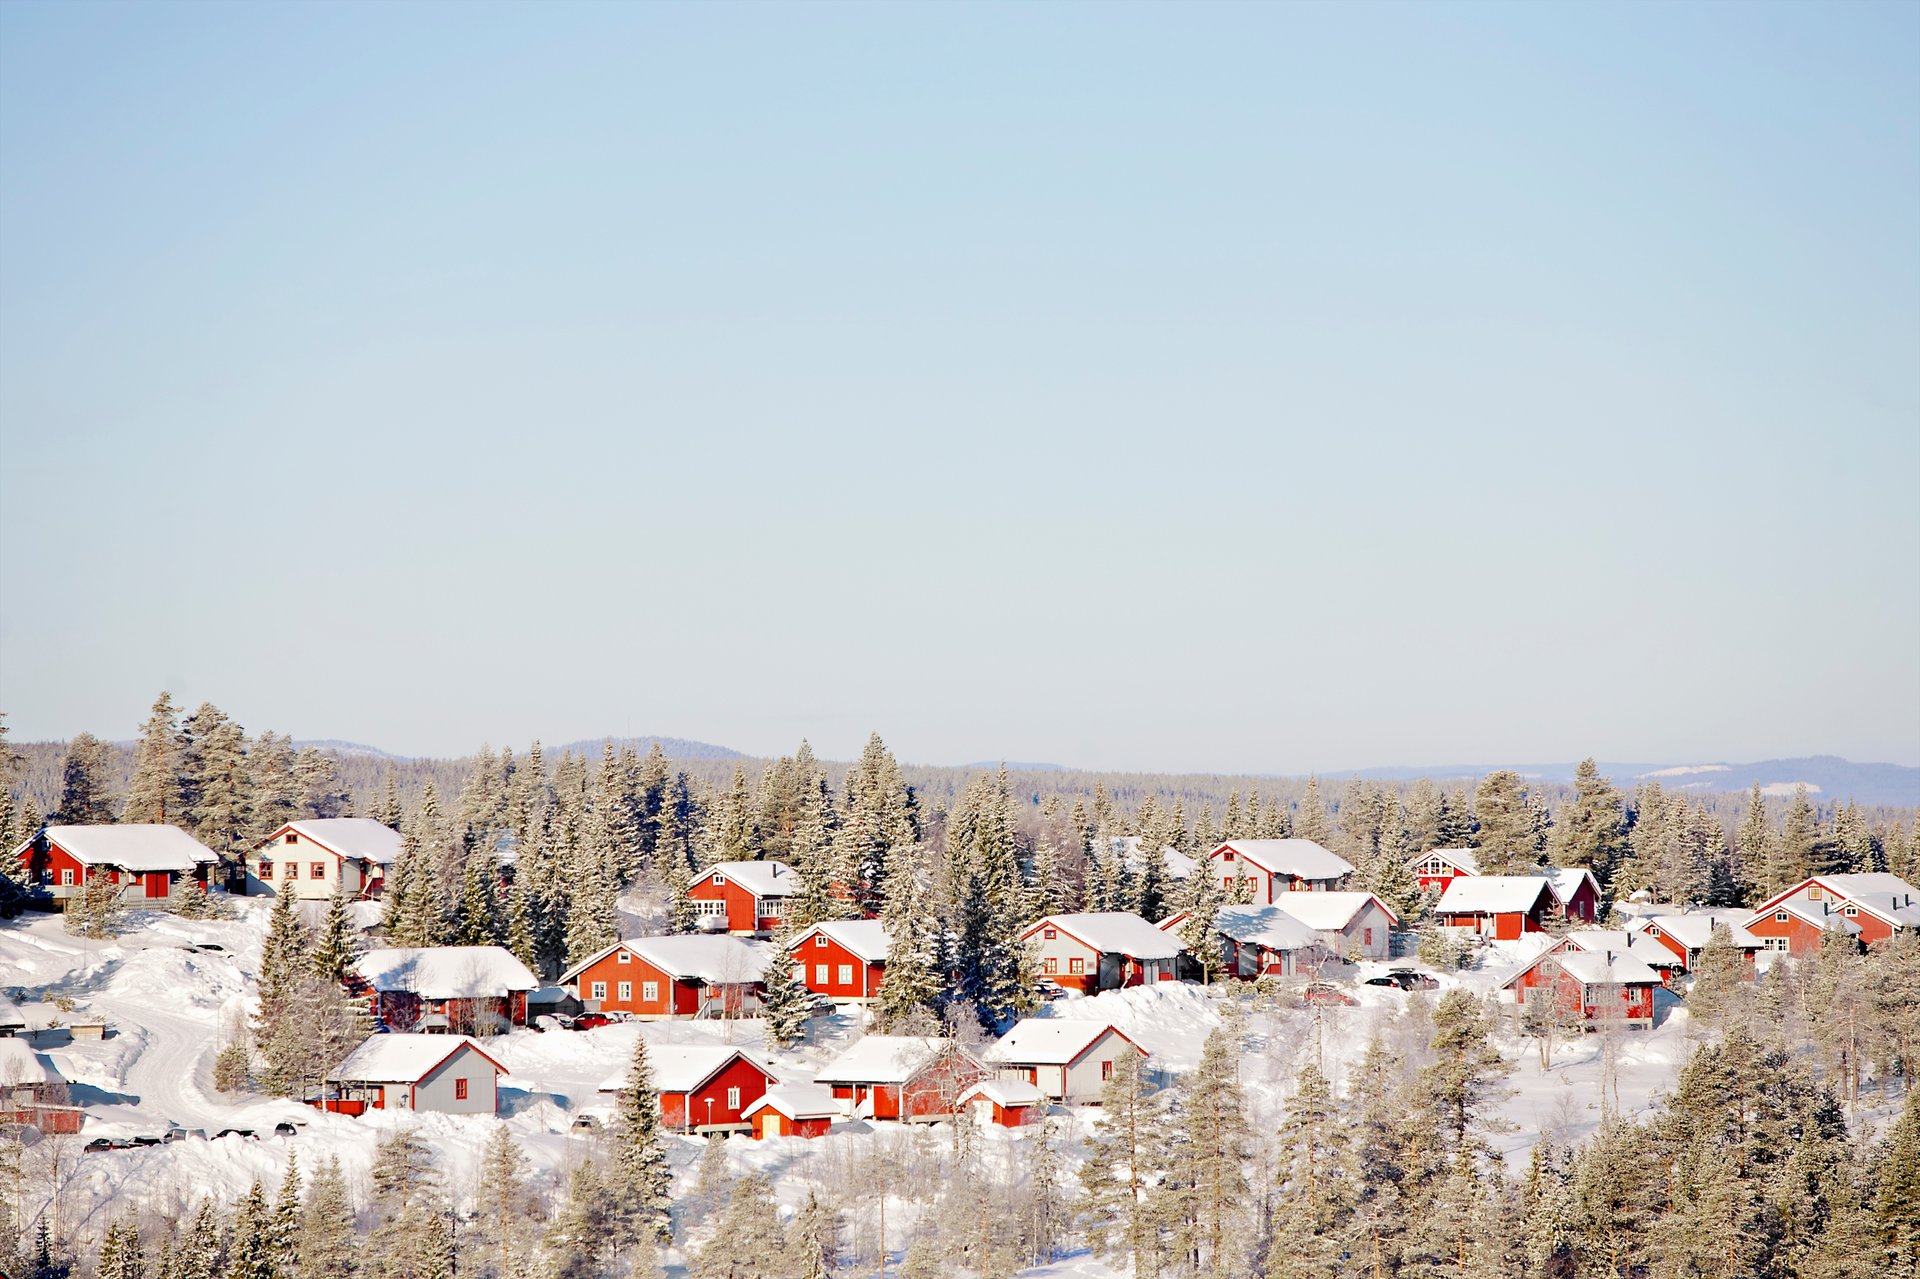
[1327,755,1919,807]
[551,735,747,761]
[295,739,404,760]
[959,760,1069,772]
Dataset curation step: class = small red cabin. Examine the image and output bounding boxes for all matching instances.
[11,825,215,901]
[686,861,800,935]
[1503,945,1658,1024]
[744,1085,840,1139]
[1436,876,1559,940]
[1742,875,1919,955]
[959,1078,1044,1128]
[604,1044,778,1135]
[813,1036,985,1123]
[785,920,890,1002]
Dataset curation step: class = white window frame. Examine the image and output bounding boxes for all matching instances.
[837,964,853,984]
[641,982,659,1002]
[590,982,606,1000]
[726,1087,741,1109]
[815,965,829,984]
[617,982,632,1002]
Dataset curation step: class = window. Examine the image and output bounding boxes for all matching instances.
[695,901,726,917]
[1648,926,1661,937]
[1043,958,1057,974]
[1223,878,1236,891]
[712,874,727,886]
[617,982,632,1002]
[591,982,607,1000]
[1765,938,1787,952]
[642,982,658,1002]
[1043,928,1056,940]
[1069,958,1086,975]
[1843,905,1859,917]
[1363,928,1373,945]
[258,860,273,878]
[726,1087,741,1109]
[1102,1060,1115,1080]
[454,1078,468,1100]
[311,862,326,879]
[815,935,828,947]
[1223,851,1235,861]
[838,965,853,984]
[1808,886,1823,900]
[617,951,631,963]
[61,869,75,886]
[1776,910,1790,922]
[815,965,829,984]
[286,833,299,844]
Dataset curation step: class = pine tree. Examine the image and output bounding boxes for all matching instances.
[780,1190,842,1279]
[470,1124,537,1279]
[311,883,359,981]
[1546,758,1627,888]
[1265,1061,1348,1279]
[294,1157,357,1279]
[874,858,944,1030]
[259,888,309,1017]
[1296,777,1333,846]
[292,748,351,820]
[691,1174,786,1279]
[1779,784,1820,892]
[610,1037,674,1245]
[364,1131,444,1279]
[56,731,116,824]
[225,1182,277,1279]
[1874,1086,1920,1267]
[124,692,184,825]
[758,940,811,1050]
[1473,771,1543,874]
[1422,990,1510,1156]
[244,732,302,846]
[1077,1051,1162,1264]
[1165,1025,1253,1273]
[1175,865,1227,983]
[181,1199,224,1279]
[183,704,251,854]
[273,1154,302,1256]
[374,774,403,830]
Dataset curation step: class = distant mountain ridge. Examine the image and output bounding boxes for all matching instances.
[552,735,746,761]
[1325,755,1919,807]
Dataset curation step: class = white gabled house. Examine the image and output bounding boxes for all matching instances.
[248,818,406,900]
[1207,839,1356,902]
[1269,891,1399,960]
[320,1033,508,1116]
[1020,912,1184,993]
[983,1019,1148,1104]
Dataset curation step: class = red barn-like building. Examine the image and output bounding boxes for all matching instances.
[604,1044,778,1134]
[560,936,771,1019]
[1544,868,1603,924]
[813,1036,985,1123]
[1022,913,1182,993]
[1410,848,1480,893]
[1742,875,1920,955]
[1436,876,1559,939]
[959,1078,1044,1128]
[686,861,800,935]
[785,920,889,1003]
[1502,944,1659,1024]
[11,825,216,902]
[1632,913,1764,983]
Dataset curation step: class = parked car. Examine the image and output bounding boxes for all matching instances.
[569,1013,615,1031]
[1302,983,1358,1007]
[1364,970,1440,991]
[84,1136,131,1152]
[214,1128,260,1141]
[1034,978,1069,1002]
[274,1120,303,1137]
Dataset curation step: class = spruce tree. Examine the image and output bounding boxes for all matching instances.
[610,1037,673,1245]
[758,940,811,1050]
[451,848,505,947]
[374,774,403,831]
[1265,1061,1349,1279]
[183,703,251,854]
[780,1190,841,1279]
[364,1131,444,1279]
[1875,1089,1920,1268]
[470,1124,537,1279]
[1174,866,1227,983]
[294,1157,356,1279]
[1296,776,1333,846]
[1164,1025,1253,1273]
[243,732,302,846]
[1473,771,1543,874]
[56,732,116,825]
[311,883,359,981]
[124,692,184,825]
[1780,784,1820,892]
[225,1182,277,1279]
[1546,758,1627,887]
[1421,990,1510,1155]
[1077,1051,1162,1265]
[691,1174,785,1279]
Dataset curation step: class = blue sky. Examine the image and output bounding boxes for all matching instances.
[2,1,1916,771]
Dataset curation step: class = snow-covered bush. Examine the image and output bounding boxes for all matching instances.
[1416,926,1475,970]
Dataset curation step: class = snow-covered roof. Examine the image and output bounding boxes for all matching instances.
[1027,913,1184,960]
[1414,847,1481,875]
[787,920,891,963]
[697,861,801,898]
[1215,839,1356,882]
[1209,905,1324,952]
[1563,929,1654,959]
[1766,899,1864,935]
[559,936,772,986]
[597,1044,772,1095]
[984,1019,1139,1067]
[1548,949,1663,987]
[1640,913,1764,951]
[1271,890,1401,930]
[743,1084,841,1121]
[1810,874,1920,927]
[0,1037,62,1086]
[354,947,539,997]
[814,1036,974,1086]
[962,1077,1045,1108]
[1112,836,1198,881]
[1544,867,1600,906]
[283,818,405,866]
[1436,875,1557,915]
[30,824,214,871]
[333,1034,506,1083]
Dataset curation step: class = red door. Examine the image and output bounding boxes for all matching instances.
[144,872,170,898]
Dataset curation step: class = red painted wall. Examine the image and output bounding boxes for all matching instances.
[687,877,761,932]
[574,953,697,1016]
[793,934,883,999]
[1744,912,1828,956]
[752,1111,832,1139]
[658,1056,774,1130]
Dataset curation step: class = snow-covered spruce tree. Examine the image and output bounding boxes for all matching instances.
[1421,990,1510,1156]
[1175,862,1227,984]
[1685,923,1746,1025]
[1295,776,1333,846]
[259,888,309,1016]
[779,1190,842,1279]
[1264,1060,1349,1279]
[542,1161,615,1279]
[1546,758,1628,888]
[451,847,505,948]
[1472,770,1543,874]
[179,1198,224,1279]
[1077,1050,1163,1265]
[758,940,811,1050]
[272,1154,301,1257]
[225,1182,277,1279]
[691,1174,785,1279]
[262,970,370,1098]
[55,731,116,825]
[610,1038,673,1245]
[294,1156,357,1279]
[124,691,184,825]
[364,1130,445,1279]
[310,883,359,981]
[873,858,944,1030]
[562,836,618,967]
[243,732,301,847]
[469,1124,538,1279]
[184,703,251,855]
[62,871,126,938]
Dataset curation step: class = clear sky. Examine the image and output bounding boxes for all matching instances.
[1,1,1916,772]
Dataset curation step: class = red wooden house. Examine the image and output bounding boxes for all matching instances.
[959,1077,1045,1128]
[1632,913,1763,983]
[686,861,801,935]
[0,1038,82,1135]
[1022,912,1182,993]
[785,920,889,1002]
[351,946,538,1032]
[1742,874,1920,955]
[560,936,771,1019]
[1501,944,1659,1024]
[11,825,216,902]
[1410,847,1480,893]
[602,1044,778,1134]
[813,1036,985,1122]
[1544,868,1603,924]
[1207,840,1356,904]
[1436,875,1559,939]
[321,1034,509,1116]
[744,1084,840,1139]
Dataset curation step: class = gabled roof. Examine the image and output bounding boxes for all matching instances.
[24,824,214,871]
[0,1037,62,1086]
[1112,836,1199,882]
[1639,913,1764,951]
[1271,890,1401,930]
[1209,904,1325,952]
[333,1033,507,1083]
[1501,946,1661,990]
[1754,897,1864,935]
[961,1077,1045,1108]
[559,935,772,986]
[354,947,539,997]
[983,1019,1143,1067]
[1436,875,1558,916]
[1212,839,1356,882]
[1563,929,1652,958]
[1808,874,1920,926]
[785,920,891,963]
[1544,867,1601,906]
[695,861,801,898]
[1413,847,1481,875]
[1024,912,1184,960]
[274,818,406,866]
[743,1084,841,1121]
[814,1036,978,1086]
[597,1043,773,1094]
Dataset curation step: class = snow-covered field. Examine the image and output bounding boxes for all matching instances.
[0,907,1726,1275]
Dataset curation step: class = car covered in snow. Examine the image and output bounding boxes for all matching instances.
[1364,969,1439,991]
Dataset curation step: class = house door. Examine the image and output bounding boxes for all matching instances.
[144,872,170,898]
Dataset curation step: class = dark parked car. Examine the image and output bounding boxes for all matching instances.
[1034,978,1069,1002]
[1364,970,1440,991]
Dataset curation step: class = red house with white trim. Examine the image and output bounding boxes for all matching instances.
[603,1044,778,1134]
[1022,913,1182,993]
[1410,847,1480,893]
[745,1084,840,1139]
[11,825,216,902]
[785,920,889,1003]
[1632,913,1763,983]
[813,1036,984,1122]
[1208,840,1356,903]
[959,1077,1045,1127]
[1544,868,1603,924]
[351,946,539,1031]
[1436,875,1559,939]
[1156,904,1330,978]
[1501,945,1659,1024]
[559,936,771,1019]
[686,861,800,935]
[1742,874,1920,955]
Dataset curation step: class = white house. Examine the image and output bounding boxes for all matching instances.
[249,818,405,900]
[1270,890,1399,959]
[1207,840,1356,902]
[324,1034,507,1115]
[983,1019,1149,1104]
[1019,912,1183,993]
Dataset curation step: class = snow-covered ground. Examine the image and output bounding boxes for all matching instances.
[0,909,1761,1276]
